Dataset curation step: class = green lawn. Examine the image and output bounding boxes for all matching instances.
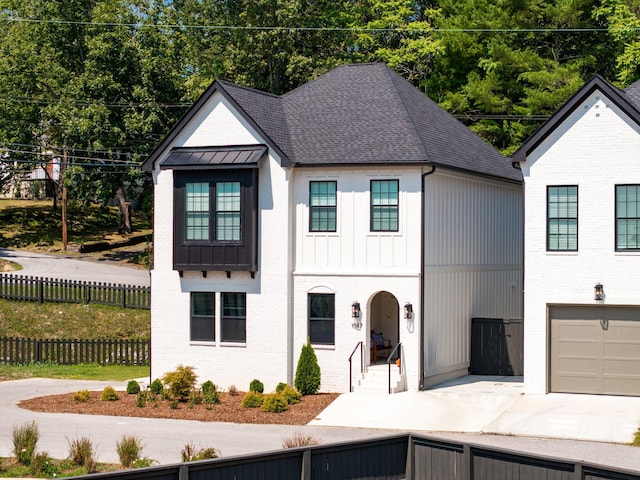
[0,363,149,382]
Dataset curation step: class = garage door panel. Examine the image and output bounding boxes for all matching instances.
[550,306,640,396]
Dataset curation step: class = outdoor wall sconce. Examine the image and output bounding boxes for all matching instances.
[404,302,413,319]
[594,283,604,301]
[352,301,361,318]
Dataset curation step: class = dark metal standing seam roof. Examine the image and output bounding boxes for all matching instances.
[160,145,267,170]
[144,63,520,182]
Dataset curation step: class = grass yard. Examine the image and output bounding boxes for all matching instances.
[0,363,149,382]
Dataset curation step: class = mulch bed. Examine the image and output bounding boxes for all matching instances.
[18,390,340,425]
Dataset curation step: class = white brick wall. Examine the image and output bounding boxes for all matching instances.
[521,90,640,394]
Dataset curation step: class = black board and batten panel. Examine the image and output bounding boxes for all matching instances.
[470,317,523,376]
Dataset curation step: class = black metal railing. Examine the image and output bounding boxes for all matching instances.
[386,342,403,394]
[348,341,364,392]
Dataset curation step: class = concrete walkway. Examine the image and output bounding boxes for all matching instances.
[309,375,640,445]
[2,377,640,471]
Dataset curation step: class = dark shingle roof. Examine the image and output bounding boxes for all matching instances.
[143,63,519,182]
[513,74,640,164]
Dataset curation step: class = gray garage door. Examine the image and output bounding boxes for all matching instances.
[550,306,640,396]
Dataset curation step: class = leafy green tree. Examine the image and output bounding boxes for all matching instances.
[294,339,321,395]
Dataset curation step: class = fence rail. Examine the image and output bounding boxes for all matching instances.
[67,433,640,480]
[0,337,149,365]
[0,274,150,309]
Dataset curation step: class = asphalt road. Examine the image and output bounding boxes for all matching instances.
[0,248,150,286]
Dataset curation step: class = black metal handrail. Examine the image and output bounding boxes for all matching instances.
[348,341,364,392]
[387,342,403,394]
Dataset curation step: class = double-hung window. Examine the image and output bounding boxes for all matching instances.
[221,292,246,342]
[547,186,578,251]
[616,185,640,251]
[309,181,337,232]
[308,293,335,345]
[185,183,210,241]
[191,292,215,341]
[371,180,399,232]
[216,182,241,241]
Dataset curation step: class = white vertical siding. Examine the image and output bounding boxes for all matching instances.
[423,170,523,384]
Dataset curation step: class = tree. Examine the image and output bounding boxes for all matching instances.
[294,339,321,396]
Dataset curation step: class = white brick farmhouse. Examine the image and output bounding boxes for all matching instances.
[513,75,640,396]
[142,63,523,393]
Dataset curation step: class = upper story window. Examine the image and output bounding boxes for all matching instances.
[309,181,337,232]
[308,293,335,345]
[185,183,210,241]
[547,185,578,251]
[371,179,399,232]
[216,182,241,241]
[616,185,640,251]
[191,292,215,341]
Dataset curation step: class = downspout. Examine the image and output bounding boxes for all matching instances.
[419,166,436,390]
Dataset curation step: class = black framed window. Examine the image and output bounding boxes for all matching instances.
[185,182,210,241]
[191,292,215,341]
[216,182,241,241]
[547,186,578,251]
[371,180,399,232]
[616,185,640,251]
[221,292,246,342]
[308,293,335,345]
[309,181,337,232]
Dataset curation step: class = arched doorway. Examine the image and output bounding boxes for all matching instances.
[369,291,400,363]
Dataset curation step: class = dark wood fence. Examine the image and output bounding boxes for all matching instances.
[470,317,524,376]
[67,433,640,480]
[0,274,150,309]
[0,337,149,365]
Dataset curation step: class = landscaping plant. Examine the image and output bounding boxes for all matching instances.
[162,365,197,401]
[126,380,141,394]
[12,420,39,465]
[240,391,264,408]
[261,393,288,413]
[181,442,220,462]
[116,435,143,468]
[201,380,220,405]
[73,389,91,402]
[67,436,96,473]
[101,386,119,401]
[294,339,321,395]
[249,379,264,393]
[282,432,320,449]
[149,378,164,395]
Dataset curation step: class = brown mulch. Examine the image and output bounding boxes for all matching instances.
[18,390,340,425]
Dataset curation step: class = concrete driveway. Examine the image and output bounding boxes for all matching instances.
[0,248,150,286]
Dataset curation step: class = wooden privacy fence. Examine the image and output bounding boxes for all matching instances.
[0,337,150,365]
[67,433,640,480]
[0,274,150,309]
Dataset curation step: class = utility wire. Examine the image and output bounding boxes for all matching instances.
[1,150,143,167]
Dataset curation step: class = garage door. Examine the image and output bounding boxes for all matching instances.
[550,306,640,395]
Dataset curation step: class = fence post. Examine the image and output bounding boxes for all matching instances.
[38,277,43,305]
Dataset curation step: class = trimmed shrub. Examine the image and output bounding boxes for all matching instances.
[116,435,143,468]
[262,393,288,413]
[280,385,302,405]
[162,365,197,401]
[73,389,91,402]
[101,386,119,401]
[276,382,287,393]
[12,421,39,465]
[249,379,264,393]
[282,432,321,448]
[240,391,263,408]
[181,442,220,462]
[294,339,321,395]
[136,391,147,408]
[188,389,202,408]
[126,380,141,395]
[201,381,220,405]
[149,378,163,395]
[67,436,96,473]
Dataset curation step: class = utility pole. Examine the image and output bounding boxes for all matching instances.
[62,147,68,250]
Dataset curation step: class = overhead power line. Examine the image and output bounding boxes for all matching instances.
[1,149,143,167]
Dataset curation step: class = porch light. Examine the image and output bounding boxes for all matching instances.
[594,283,604,301]
[404,302,413,319]
[352,301,361,318]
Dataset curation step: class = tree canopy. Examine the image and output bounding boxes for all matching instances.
[1,0,640,214]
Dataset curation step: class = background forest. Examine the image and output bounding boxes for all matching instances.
[2,0,640,211]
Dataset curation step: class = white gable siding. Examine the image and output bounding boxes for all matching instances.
[522,90,640,394]
[423,170,523,387]
[149,94,293,393]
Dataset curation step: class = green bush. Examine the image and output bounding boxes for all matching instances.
[188,389,202,408]
[101,386,119,401]
[116,435,143,468]
[126,380,141,395]
[149,378,163,395]
[280,385,302,404]
[162,365,197,401]
[240,391,264,408]
[136,391,147,408]
[73,389,91,402]
[261,393,288,413]
[31,451,59,477]
[181,442,220,462]
[67,436,96,473]
[276,382,287,393]
[249,378,264,393]
[294,339,321,395]
[201,380,220,405]
[12,421,39,465]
